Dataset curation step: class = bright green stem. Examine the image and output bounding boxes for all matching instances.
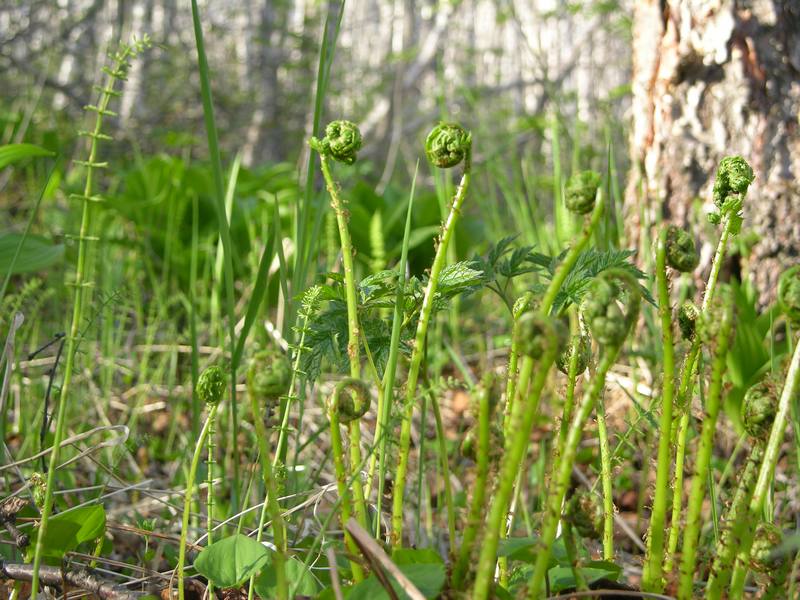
[451,380,491,588]
[429,383,457,556]
[664,214,735,575]
[557,318,582,455]
[527,347,625,598]
[316,153,369,531]
[728,337,800,598]
[249,390,288,600]
[677,297,734,599]
[205,407,216,599]
[177,403,219,600]
[329,409,366,581]
[29,47,131,600]
[472,347,557,599]
[704,444,764,599]
[391,156,471,546]
[373,166,417,536]
[595,406,615,560]
[641,229,678,591]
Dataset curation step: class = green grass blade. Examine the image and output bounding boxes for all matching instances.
[189,0,241,506]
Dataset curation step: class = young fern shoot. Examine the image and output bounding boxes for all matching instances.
[29,37,150,600]
[310,121,371,530]
[676,287,734,599]
[246,349,292,600]
[527,269,641,599]
[177,366,224,600]
[664,156,754,576]
[472,314,566,599]
[391,122,472,546]
[327,379,372,582]
[704,378,778,598]
[641,224,699,592]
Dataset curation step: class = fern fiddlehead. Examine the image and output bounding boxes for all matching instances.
[391,122,472,547]
[327,378,372,581]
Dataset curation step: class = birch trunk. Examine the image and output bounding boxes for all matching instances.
[626,1,800,301]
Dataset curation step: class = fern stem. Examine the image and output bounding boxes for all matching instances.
[676,292,734,599]
[177,403,219,600]
[641,228,677,591]
[391,153,471,547]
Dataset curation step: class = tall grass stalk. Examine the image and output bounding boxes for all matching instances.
[371,162,417,534]
[189,0,241,507]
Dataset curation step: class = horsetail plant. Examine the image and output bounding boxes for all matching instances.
[527,269,641,599]
[245,348,292,600]
[327,378,372,581]
[676,287,734,599]
[29,36,150,600]
[664,155,754,577]
[391,122,472,546]
[178,365,224,600]
[641,224,699,592]
[472,313,566,599]
[705,377,779,598]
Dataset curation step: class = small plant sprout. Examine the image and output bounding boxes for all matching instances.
[391,121,472,546]
[28,36,150,600]
[676,288,735,599]
[641,224,699,591]
[245,348,291,600]
[564,169,601,215]
[327,378,371,581]
[177,365,225,600]
[527,269,641,599]
[472,313,566,599]
[677,300,700,341]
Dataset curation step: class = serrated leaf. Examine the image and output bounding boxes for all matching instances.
[194,534,271,588]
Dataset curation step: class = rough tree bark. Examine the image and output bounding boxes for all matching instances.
[626,1,800,301]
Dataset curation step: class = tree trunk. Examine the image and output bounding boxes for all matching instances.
[626,1,800,302]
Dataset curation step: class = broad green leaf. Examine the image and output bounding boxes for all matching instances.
[34,505,106,559]
[254,556,317,598]
[0,143,54,170]
[346,563,445,600]
[391,547,443,566]
[0,233,64,275]
[548,560,622,593]
[194,534,271,588]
